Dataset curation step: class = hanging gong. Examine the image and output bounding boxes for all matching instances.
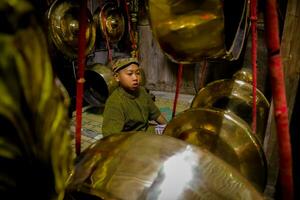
[190,69,270,143]
[146,0,249,63]
[65,132,264,200]
[93,2,125,44]
[47,0,96,59]
[84,63,119,107]
[163,108,267,192]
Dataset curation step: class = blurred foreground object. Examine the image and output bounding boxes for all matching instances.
[48,0,96,59]
[163,108,267,192]
[65,132,263,200]
[0,1,73,199]
[146,0,249,63]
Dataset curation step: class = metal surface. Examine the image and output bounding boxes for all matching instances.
[191,71,270,143]
[66,132,263,200]
[146,0,249,63]
[163,108,267,192]
[93,2,125,44]
[84,63,119,106]
[48,0,96,59]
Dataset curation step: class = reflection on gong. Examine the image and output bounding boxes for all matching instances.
[65,132,264,200]
[163,108,267,192]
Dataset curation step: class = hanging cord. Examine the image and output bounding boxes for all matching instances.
[75,0,88,156]
[193,59,208,94]
[100,2,113,62]
[172,64,183,118]
[123,0,137,56]
[264,0,294,199]
[250,0,257,133]
[198,59,208,91]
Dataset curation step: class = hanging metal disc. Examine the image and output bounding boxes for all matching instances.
[47,0,96,59]
[146,0,249,63]
[163,107,267,192]
[93,2,125,44]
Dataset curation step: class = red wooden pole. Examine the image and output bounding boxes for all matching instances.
[75,0,88,156]
[264,0,294,199]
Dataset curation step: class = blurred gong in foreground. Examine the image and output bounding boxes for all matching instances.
[191,69,270,143]
[163,108,267,192]
[65,132,263,200]
[0,0,73,198]
[146,0,249,63]
[93,1,125,44]
[48,0,96,59]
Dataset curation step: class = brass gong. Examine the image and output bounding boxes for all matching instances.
[93,2,125,44]
[84,63,119,106]
[163,108,267,192]
[65,132,263,200]
[146,0,249,63]
[190,69,270,143]
[48,0,96,59]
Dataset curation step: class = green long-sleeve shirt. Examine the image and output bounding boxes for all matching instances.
[102,87,161,137]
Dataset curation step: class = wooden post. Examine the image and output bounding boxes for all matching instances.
[264,0,300,198]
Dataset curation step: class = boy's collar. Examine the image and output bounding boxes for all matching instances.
[119,87,140,99]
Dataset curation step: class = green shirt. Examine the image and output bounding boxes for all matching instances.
[102,87,161,137]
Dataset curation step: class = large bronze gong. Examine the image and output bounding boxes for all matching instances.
[84,63,119,106]
[47,0,96,59]
[146,0,249,63]
[163,108,267,192]
[190,70,270,143]
[65,132,263,200]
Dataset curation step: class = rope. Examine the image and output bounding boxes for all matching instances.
[100,2,113,62]
[198,59,208,91]
[264,0,294,199]
[123,0,137,55]
[75,0,88,156]
[172,64,183,118]
[250,0,257,133]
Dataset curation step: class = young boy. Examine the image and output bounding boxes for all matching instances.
[102,57,167,137]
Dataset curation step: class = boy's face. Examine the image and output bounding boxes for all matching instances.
[115,63,141,92]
